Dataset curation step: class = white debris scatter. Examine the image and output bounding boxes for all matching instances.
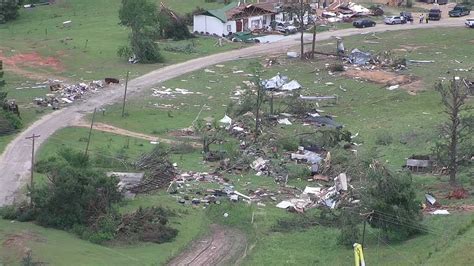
[152,88,194,97]
[431,210,450,215]
[219,115,232,126]
[277,118,292,125]
[387,85,399,90]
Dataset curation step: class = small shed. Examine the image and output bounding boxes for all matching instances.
[107,172,144,199]
[405,155,432,172]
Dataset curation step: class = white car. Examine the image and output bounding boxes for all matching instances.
[274,22,298,34]
[384,16,406,25]
[466,18,474,28]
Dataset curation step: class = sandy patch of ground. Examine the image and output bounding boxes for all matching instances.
[344,69,424,93]
[0,50,65,80]
[2,230,46,258]
[72,121,201,147]
[168,127,201,141]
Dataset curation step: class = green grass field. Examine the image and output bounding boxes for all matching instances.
[0,0,244,153]
[0,200,208,266]
[0,0,241,80]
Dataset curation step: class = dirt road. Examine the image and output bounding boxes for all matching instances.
[167,224,247,266]
[0,17,470,206]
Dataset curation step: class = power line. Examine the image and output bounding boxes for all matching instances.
[366,228,418,265]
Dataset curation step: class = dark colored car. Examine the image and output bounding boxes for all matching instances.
[428,9,442,20]
[400,11,413,22]
[449,5,471,17]
[352,19,376,28]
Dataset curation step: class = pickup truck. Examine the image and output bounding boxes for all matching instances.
[428,9,442,20]
[449,5,471,17]
[466,19,474,28]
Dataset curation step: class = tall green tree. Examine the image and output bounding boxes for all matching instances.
[118,0,163,63]
[434,78,473,184]
[0,60,21,136]
[0,0,19,24]
[0,60,5,99]
[119,0,158,29]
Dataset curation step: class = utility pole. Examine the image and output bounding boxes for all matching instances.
[25,134,40,192]
[121,71,130,117]
[362,219,367,247]
[299,0,304,60]
[84,108,97,157]
[255,84,262,141]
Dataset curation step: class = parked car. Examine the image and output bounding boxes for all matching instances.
[400,12,413,22]
[352,19,376,28]
[274,21,298,34]
[466,18,474,28]
[449,5,471,17]
[428,9,442,20]
[384,16,406,24]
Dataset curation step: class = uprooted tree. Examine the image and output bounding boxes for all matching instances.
[433,78,473,184]
[118,0,163,63]
[364,161,423,241]
[158,2,193,40]
[194,119,226,160]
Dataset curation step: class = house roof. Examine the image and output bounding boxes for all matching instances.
[202,2,239,23]
[200,2,276,23]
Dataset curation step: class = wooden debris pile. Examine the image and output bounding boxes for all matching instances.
[132,146,177,193]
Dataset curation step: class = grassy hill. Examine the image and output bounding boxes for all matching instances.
[0,0,243,153]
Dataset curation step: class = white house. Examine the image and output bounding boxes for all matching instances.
[193,2,277,36]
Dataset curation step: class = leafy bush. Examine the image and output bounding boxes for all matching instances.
[337,207,362,246]
[171,142,198,154]
[0,205,18,220]
[287,164,311,180]
[277,136,299,151]
[117,207,178,244]
[0,203,35,222]
[329,63,345,72]
[32,149,122,229]
[117,45,133,58]
[273,213,321,232]
[375,131,393,146]
[322,146,374,178]
[299,128,352,150]
[163,43,197,54]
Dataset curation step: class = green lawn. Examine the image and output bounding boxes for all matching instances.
[0,0,244,154]
[90,27,474,167]
[0,0,242,80]
[1,25,474,266]
[0,198,208,266]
